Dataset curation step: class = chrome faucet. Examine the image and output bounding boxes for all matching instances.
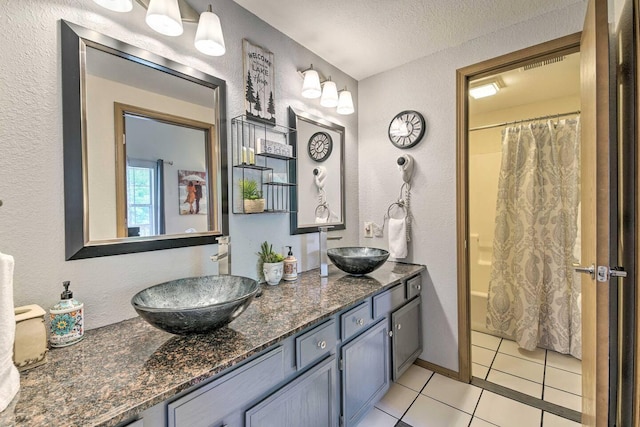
[210,236,230,275]
[318,226,341,277]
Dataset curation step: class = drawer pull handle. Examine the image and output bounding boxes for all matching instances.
[388,331,393,337]
[317,340,327,349]
[416,284,421,290]
[356,318,364,326]
[397,323,402,330]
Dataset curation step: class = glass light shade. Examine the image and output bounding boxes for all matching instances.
[336,90,354,115]
[301,69,322,99]
[195,10,226,56]
[146,0,183,37]
[469,82,500,99]
[320,80,339,108]
[92,0,133,12]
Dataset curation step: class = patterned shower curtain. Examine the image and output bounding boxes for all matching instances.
[486,118,582,359]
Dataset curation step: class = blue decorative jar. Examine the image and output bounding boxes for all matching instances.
[49,281,84,347]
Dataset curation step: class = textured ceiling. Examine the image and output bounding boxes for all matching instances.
[233,0,584,80]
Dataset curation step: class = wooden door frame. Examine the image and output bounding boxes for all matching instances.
[455,33,582,383]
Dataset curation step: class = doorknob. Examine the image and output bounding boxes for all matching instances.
[573,263,595,279]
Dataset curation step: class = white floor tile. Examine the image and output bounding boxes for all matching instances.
[397,364,433,392]
[542,412,581,427]
[421,373,482,414]
[473,363,489,380]
[546,351,582,375]
[545,366,582,396]
[472,331,502,351]
[491,353,545,383]
[498,339,546,364]
[472,345,497,367]
[544,386,582,412]
[470,417,498,426]
[486,369,542,398]
[475,391,542,427]
[402,395,471,427]
[374,383,418,419]
[354,407,398,427]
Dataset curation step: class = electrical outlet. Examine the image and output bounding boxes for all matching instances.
[364,222,373,238]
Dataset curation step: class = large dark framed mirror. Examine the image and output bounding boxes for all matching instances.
[289,107,345,234]
[61,21,228,260]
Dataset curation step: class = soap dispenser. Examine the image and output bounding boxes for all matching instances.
[49,281,84,348]
[283,246,298,281]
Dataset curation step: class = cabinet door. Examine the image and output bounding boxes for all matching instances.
[245,355,337,427]
[391,297,422,381]
[341,319,390,427]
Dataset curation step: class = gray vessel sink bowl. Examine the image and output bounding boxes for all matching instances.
[131,275,260,335]
[327,247,390,276]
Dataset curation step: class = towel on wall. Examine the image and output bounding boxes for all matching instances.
[388,218,408,259]
[0,252,19,412]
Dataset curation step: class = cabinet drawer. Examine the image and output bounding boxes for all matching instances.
[373,284,406,319]
[406,275,422,300]
[296,319,337,370]
[168,346,285,427]
[341,300,372,341]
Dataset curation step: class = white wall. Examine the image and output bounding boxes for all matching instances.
[357,3,586,371]
[0,0,358,329]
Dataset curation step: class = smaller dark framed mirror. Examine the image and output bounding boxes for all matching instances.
[289,107,346,234]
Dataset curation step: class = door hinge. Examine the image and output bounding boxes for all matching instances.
[339,358,343,371]
[597,266,627,282]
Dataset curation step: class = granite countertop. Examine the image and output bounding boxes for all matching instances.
[0,262,425,427]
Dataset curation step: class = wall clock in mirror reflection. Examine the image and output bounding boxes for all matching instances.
[388,110,426,149]
[308,131,333,162]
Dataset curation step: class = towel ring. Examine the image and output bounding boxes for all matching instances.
[387,202,407,220]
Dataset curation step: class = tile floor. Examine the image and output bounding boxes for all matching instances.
[471,331,582,412]
[356,363,581,427]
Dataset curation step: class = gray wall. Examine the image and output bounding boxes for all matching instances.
[0,0,358,329]
[357,3,586,371]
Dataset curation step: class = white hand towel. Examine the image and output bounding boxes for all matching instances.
[388,218,408,259]
[0,252,19,412]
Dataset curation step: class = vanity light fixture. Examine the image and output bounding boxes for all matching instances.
[336,88,354,115]
[92,0,133,12]
[320,77,339,108]
[301,65,322,99]
[469,79,503,99]
[145,0,183,36]
[194,5,226,56]
[93,0,226,55]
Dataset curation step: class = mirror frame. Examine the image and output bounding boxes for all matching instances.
[61,20,228,260]
[288,107,346,234]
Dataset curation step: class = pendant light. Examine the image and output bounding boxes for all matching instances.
[92,0,133,12]
[194,5,226,56]
[320,78,339,108]
[301,65,322,99]
[337,88,354,115]
[145,0,184,37]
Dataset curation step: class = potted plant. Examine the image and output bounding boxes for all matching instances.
[240,179,265,213]
[257,241,285,285]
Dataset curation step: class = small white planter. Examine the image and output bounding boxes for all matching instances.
[263,261,284,286]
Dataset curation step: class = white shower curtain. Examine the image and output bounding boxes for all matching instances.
[486,118,582,358]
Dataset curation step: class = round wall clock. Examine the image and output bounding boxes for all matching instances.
[308,131,333,162]
[388,110,426,149]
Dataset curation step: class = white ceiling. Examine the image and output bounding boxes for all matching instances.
[233,0,584,81]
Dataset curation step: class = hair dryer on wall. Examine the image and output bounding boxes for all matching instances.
[397,154,414,184]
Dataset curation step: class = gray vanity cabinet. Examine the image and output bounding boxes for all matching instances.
[340,319,390,427]
[245,355,338,427]
[391,296,422,381]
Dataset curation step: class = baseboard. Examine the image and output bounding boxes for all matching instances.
[414,358,462,381]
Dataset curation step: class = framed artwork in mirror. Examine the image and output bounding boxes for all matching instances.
[243,39,276,125]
